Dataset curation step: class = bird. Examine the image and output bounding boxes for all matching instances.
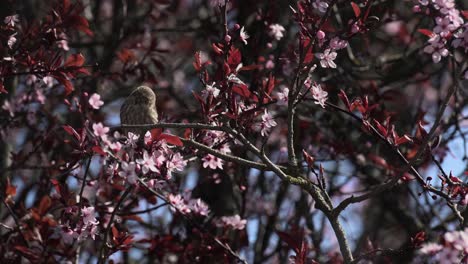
[120,86,159,137]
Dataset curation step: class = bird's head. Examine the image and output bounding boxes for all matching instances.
[128,86,156,105]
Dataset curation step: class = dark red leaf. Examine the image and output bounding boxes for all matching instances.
[54,75,74,95]
[232,84,258,102]
[39,196,52,215]
[193,51,202,71]
[265,73,275,95]
[302,150,315,168]
[64,53,85,67]
[395,135,413,146]
[212,43,224,55]
[117,49,135,63]
[297,239,309,264]
[276,230,301,253]
[238,64,262,71]
[368,154,389,169]
[418,29,434,37]
[63,125,81,141]
[373,119,387,137]
[338,89,350,110]
[461,10,468,20]
[228,46,242,67]
[92,145,107,156]
[14,246,40,262]
[159,133,183,146]
[0,82,7,94]
[351,2,361,18]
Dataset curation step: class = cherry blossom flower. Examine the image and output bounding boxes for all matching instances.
[316,49,337,68]
[269,24,285,40]
[168,194,191,214]
[257,110,277,136]
[452,23,468,52]
[240,26,249,45]
[57,39,70,51]
[312,0,329,13]
[118,161,138,184]
[219,215,247,230]
[276,86,289,105]
[35,89,46,104]
[166,153,187,176]
[190,199,210,216]
[125,132,140,148]
[82,206,99,225]
[7,33,16,49]
[416,229,468,263]
[202,154,224,169]
[265,59,275,69]
[423,35,449,63]
[4,15,19,27]
[88,93,104,109]
[202,82,220,98]
[92,122,109,140]
[136,150,159,174]
[329,37,348,50]
[419,243,443,255]
[311,83,328,108]
[42,76,54,88]
[434,16,456,37]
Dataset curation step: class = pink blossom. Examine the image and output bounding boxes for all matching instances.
[167,153,187,176]
[423,35,449,63]
[276,86,289,105]
[202,82,220,98]
[311,83,328,108]
[240,26,249,45]
[7,33,16,49]
[329,37,348,50]
[136,150,159,174]
[434,17,456,37]
[168,194,191,214]
[118,161,138,184]
[125,132,140,148]
[452,24,468,52]
[312,0,329,13]
[4,15,19,27]
[2,101,15,117]
[316,30,325,40]
[316,49,337,68]
[35,89,46,104]
[42,76,54,88]
[220,215,247,230]
[419,242,443,255]
[57,39,70,51]
[88,93,104,109]
[258,109,277,136]
[190,199,210,216]
[265,59,275,69]
[218,143,231,154]
[269,24,285,40]
[82,206,99,225]
[92,122,109,139]
[202,154,224,169]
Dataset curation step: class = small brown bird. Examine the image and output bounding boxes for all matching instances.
[120,86,159,136]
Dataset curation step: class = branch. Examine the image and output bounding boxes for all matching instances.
[97,187,132,264]
[137,179,248,264]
